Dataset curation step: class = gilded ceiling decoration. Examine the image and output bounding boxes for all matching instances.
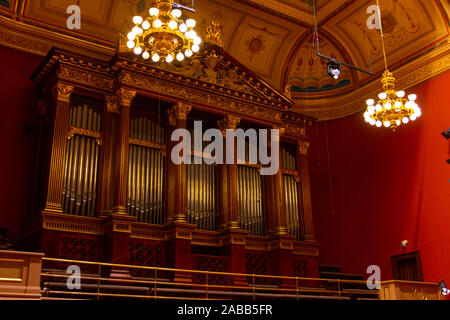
[0,0,448,120]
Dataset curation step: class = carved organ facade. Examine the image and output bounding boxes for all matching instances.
[28,45,320,280]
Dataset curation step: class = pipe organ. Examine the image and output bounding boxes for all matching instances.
[30,45,320,281]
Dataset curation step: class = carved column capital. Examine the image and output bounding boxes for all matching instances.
[106,95,120,114]
[217,115,241,134]
[52,83,74,103]
[167,102,192,126]
[298,140,310,156]
[116,88,137,108]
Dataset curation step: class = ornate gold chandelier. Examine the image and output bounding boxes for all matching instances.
[126,0,201,63]
[364,0,421,130]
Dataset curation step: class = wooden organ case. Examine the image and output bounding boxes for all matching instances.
[27,45,320,282]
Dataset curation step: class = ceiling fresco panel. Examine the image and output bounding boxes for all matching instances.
[324,0,449,81]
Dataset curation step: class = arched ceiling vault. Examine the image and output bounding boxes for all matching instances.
[0,0,449,120]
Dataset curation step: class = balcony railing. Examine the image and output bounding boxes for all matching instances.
[40,257,380,300]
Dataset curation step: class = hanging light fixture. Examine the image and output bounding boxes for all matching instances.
[126,0,201,63]
[364,0,421,130]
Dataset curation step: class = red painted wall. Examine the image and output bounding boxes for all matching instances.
[0,45,42,243]
[309,70,450,282]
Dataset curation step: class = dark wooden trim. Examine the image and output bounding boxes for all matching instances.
[391,251,424,282]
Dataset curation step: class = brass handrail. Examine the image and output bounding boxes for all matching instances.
[41,257,381,300]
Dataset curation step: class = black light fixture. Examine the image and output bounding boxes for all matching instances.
[327,61,341,80]
[443,128,450,164]
[439,280,449,295]
[313,0,373,78]
[442,128,450,139]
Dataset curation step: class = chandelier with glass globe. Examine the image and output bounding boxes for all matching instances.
[126,0,201,63]
[363,0,421,130]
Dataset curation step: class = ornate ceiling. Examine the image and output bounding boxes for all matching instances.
[0,0,449,120]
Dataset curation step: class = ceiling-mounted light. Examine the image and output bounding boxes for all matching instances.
[363,0,421,131]
[327,61,341,80]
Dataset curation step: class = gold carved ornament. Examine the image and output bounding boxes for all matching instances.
[205,17,223,47]
[167,102,192,126]
[217,115,241,135]
[106,94,120,114]
[116,88,137,107]
[52,83,74,103]
[298,141,310,156]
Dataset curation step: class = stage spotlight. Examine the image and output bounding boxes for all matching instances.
[327,61,341,80]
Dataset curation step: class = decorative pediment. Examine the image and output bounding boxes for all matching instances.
[118,41,292,109]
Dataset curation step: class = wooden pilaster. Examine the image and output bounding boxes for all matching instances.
[96,95,119,216]
[297,140,315,241]
[216,115,241,230]
[42,83,74,213]
[112,88,136,215]
[264,128,288,236]
[166,102,192,223]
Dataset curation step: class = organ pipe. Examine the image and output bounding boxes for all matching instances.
[282,145,300,240]
[62,104,102,217]
[127,116,165,224]
[238,165,264,236]
[186,157,216,231]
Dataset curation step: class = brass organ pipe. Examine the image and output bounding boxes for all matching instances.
[68,106,78,214]
[206,163,210,231]
[292,177,298,239]
[151,148,156,224]
[80,105,90,216]
[238,167,243,229]
[242,167,247,232]
[202,162,206,230]
[145,145,150,224]
[256,170,262,236]
[75,105,86,215]
[253,169,261,235]
[84,109,93,217]
[186,159,191,224]
[63,108,74,214]
[127,119,133,216]
[245,167,251,234]
[159,145,164,225]
[154,123,159,224]
[158,148,163,225]
[284,176,289,234]
[294,179,299,240]
[287,177,291,233]
[91,113,101,217]
[81,107,93,217]
[147,146,152,224]
[151,120,156,224]
[247,167,256,234]
[247,167,252,234]
[239,166,245,230]
[212,165,216,230]
[137,121,144,220]
[140,119,146,222]
[254,168,260,236]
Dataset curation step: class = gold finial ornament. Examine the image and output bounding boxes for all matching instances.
[206,16,223,47]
